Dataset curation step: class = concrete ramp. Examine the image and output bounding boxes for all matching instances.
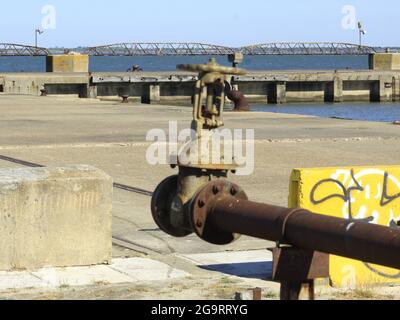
[0,165,113,271]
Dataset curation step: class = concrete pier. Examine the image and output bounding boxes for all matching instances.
[1,69,400,104]
[333,76,343,103]
[142,84,161,104]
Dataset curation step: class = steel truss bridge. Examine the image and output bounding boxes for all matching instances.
[85,42,376,56]
[0,42,378,57]
[240,42,376,55]
[0,43,50,56]
[85,43,237,56]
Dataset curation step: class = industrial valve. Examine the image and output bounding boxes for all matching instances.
[151,59,247,238]
[177,58,246,135]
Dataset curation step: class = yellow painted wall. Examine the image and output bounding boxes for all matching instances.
[369,53,400,71]
[289,166,400,288]
[46,54,89,73]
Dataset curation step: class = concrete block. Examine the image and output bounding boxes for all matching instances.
[333,76,343,103]
[46,54,89,73]
[379,76,394,102]
[267,82,286,104]
[142,84,161,104]
[289,166,400,287]
[0,165,113,271]
[276,81,287,104]
[228,52,244,67]
[369,53,400,71]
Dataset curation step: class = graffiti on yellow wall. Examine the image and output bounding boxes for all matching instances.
[289,166,400,287]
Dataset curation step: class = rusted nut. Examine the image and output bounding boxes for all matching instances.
[212,186,220,195]
[231,187,237,196]
[40,89,48,96]
[253,288,262,301]
[198,199,206,208]
[196,220,203,228]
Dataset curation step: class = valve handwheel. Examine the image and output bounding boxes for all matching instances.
[177,58,246,76]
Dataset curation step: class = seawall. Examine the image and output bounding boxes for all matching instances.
[0,69,399,104]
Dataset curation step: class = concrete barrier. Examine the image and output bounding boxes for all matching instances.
[0,165,113,271]
[46,54,89,73]
[369,53,400,71]
[289,166,400,287]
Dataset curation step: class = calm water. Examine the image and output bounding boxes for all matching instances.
[2,55,398,123]
[253,103,400,123]
[0,55,369,72]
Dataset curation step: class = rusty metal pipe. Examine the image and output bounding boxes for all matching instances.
[202,196,400,270]
[226,90,250,112]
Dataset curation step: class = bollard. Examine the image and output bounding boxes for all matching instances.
[121,95,129,103]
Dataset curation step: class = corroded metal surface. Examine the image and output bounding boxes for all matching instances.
[226,90,250,112]
[189,180,400,271]
[190,179,248,245]
[151,60,249,237]
[178,58,246,135]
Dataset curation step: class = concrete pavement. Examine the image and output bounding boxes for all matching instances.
[0,95,399,299]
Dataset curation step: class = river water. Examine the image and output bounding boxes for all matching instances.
[252,103,400,123]
[0,55,368,72]
[1,55,399,122]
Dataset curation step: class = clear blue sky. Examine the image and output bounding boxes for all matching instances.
[0,0,398,47]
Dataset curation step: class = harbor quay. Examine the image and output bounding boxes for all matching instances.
[1,68,399,104]
[4,0,400,306]
[0,52,400,301]
[0,95,399,299]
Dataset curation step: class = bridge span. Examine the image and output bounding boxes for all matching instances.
[240,42,376,55]
[0,43,49,56]
[0,42,378,57]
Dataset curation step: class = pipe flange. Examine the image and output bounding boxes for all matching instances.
[151,175,192,237]
[190,180,248,245]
